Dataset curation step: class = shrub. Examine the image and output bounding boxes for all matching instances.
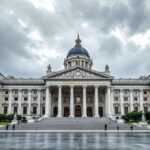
[122,111,142,122]
[17,115,22,121]
[121,115,129,122]
[6,114,14,122]
[145,112,150,121]
[0,114,7,121]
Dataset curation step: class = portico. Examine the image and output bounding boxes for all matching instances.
[44,82,112,118]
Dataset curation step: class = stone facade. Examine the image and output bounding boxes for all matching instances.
[0,36,150,118]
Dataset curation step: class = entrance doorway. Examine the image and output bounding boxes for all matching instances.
[87,107,92,117]
[75,106,81,117]
[99,107,103,117]
[53,107,58,117]
[64,107,70,117]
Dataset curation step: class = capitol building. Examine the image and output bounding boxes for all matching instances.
[0,35,150,118]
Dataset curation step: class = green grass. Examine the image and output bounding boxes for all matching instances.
[0,122,10,125]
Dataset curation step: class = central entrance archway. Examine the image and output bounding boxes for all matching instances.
[87,107,92,117]
[75,106,81,117]
[64,107,70,117]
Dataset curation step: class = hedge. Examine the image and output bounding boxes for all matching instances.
[0,114,22,122]
[121,111,143,122]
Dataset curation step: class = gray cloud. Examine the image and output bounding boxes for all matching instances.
[0,0,149,78]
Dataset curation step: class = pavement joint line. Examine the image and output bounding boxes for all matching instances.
[0,130,150,133]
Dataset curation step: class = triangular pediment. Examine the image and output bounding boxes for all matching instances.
[44,67,113,80]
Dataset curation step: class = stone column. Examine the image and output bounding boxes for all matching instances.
[94,85,99,117]
[44,86,51,117]
[69,85,74,117]
[107,86,111,116]
[37,89,41,116]
[120,89,124,115]
[140,89,143,111]
[82,85,87,117]
[18,89,22,115]
[57,85,62,117]
[28,90,32,116]
[110,89,114,115]
[129,89,133,112]
[8,89,12,114]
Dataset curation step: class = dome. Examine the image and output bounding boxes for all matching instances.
[67,35,90,58]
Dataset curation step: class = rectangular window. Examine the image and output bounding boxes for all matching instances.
[4,106,8,114]
[23,89,28,94]
[42,107,45,114]
[42,90,45,95]
[5,90,9,94]
[33,90,37,94]
[33,107,37,114]
[24,97,28,101]
[14,107,18,114]
[124,107,128,114]
[144,90,147,94]
[42,97,45,101]
[134,97,138,101]
[144,97,147,101]
[33,97,37,101]
[114,90,119,94]
[134,107,138,112]
[23,107,27,114]
[14,97,18,101]
[114,107,119,114]
[144,107,148,112]
[4,97,8,101]
[124,90,128,94]
[14,90,18,94]
[124,97,128,101]
[114,97,118,101]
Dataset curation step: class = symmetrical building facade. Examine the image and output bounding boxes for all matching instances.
[0,35,150,118]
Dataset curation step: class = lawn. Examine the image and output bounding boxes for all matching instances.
[0,122,10,125]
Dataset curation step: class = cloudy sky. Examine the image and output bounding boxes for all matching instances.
[0,0,150,78]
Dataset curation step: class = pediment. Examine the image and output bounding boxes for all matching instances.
[44,67,113,80]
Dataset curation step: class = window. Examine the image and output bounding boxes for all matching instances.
[124,107,128,114]
[42,107,45,114]
[23,89,28,94]
[14,90,18,94]
[4,97,8,101]
[14,107,18,114]
[144,107,148,112]
[42,90,45,95]
[24,97,28,101]
[5,90,8,94]
[133,90,138,94]
[124,90,128,94]
[23,107,27,114]
[144,97,147,101]
[124,97,128,101]
[33,107,37,114]
[134,97,138,101]
[42,97,45,101]
[33,89,37,94]
[114,90,119,94]
[114,97,118,101]
[114,107,119,114]
[144,90,147,94]
[14,97,18,101]
[134,107,138,112]
[4,106,8,114]
[33,97,37,101]
[76,97,81,104]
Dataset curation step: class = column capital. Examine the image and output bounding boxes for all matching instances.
[70,85,74,88]
[58,85,62,88]
[94,85,99,88]
[107,85,112,89]
[82,85,87,88]
[139,89,143,92]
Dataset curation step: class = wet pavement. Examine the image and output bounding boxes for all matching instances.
[0,132,150,150]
